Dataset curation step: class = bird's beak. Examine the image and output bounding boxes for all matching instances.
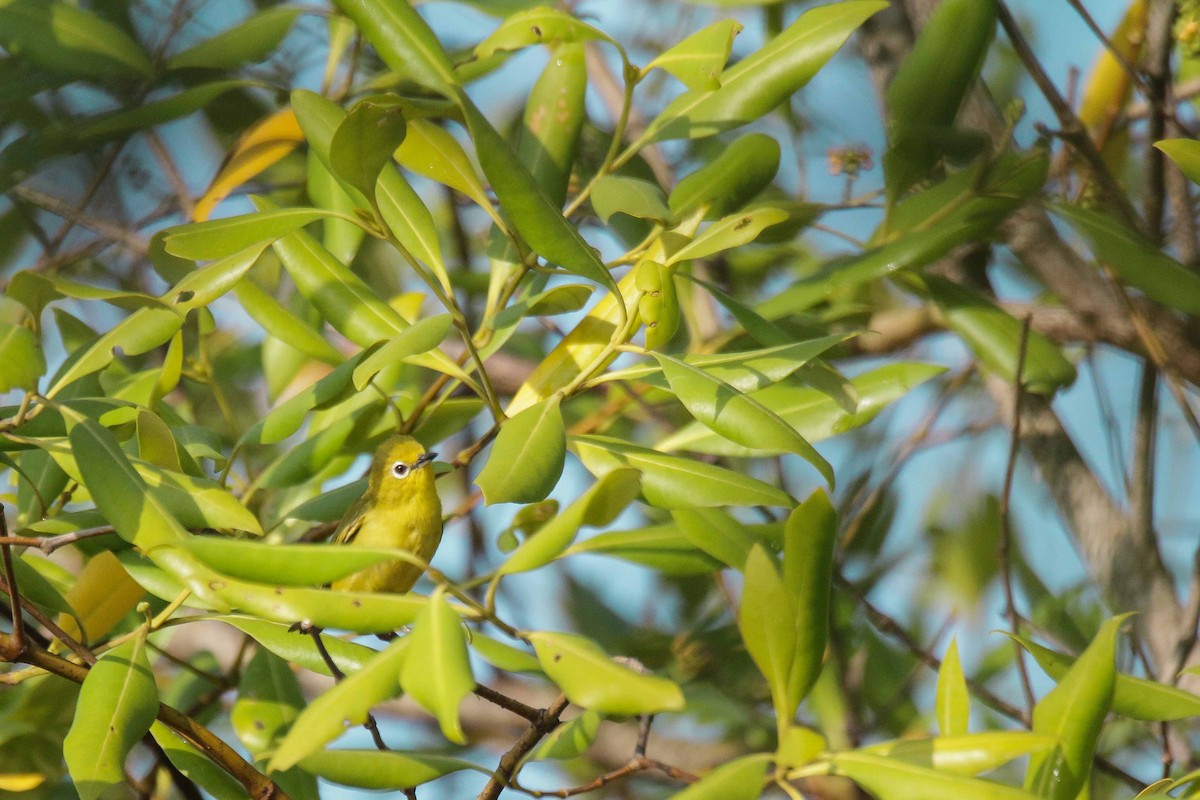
[415,451,438,468]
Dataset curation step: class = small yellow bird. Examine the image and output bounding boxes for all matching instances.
[330,434,443,594]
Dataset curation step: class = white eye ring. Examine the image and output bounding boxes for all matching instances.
[391,461,411,479]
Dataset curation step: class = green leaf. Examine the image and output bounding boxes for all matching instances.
[919,275,1076,395]
[526,709,602,761]
[167,6,300,70]
[653,352,833,485]
[470,633,542,673]
[477,396,566,505]
[169,243,269,314]
[666,207,789,265]
[291,89,451,295]
[657,363,945,457]
[645,19,743,91]
[937,639,970,736]
[828,751,1043,800]
[565,524,726,575]
[458,96,620,300]
[496,467,641,576]
[1155,138,1200,185]
[163,208,334,261]
[399,589,475,743]
[217,616,376,678]
[591,175,672,223]
[185,538,428,588]
[47,307,184,397]
[242,348,373,445]
[351,314,453,390]
[1013,634,1200,722]
[883,0,996,200]
[599,336,849,393]
[397,118,492,209]
[152,546,430,634]
[234,280,343,365]
[0,324,44,392]
[860,732,1056,776]
[669,133,781,218]
[641,1,886,141]
[329,0,458,94]
[376,166,451,294]
[515,40,588,204]
[63,628,159,800]
[671,508,761,569]
[523,284,594,317]
[330,95,408,203]
[266,204,459,382]
[66,414,188,551]
[1051,203,1200,314]
[1024,615,1125,800]
[572,434,795,508]
[300,750,480,788]
[473,6,614,59]
[231,648,304,758]
[665,754,771,800]
[0,0,153,78]
[529,631,685,715]
[269,638,411,771]
[739,545,797,725]
[783,490,837,711]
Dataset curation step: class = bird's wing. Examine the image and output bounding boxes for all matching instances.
[333,507,366,545]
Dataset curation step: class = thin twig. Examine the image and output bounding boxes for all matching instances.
[510,756,697,798]
[995,1,1144,232]
[476,694,570,800]
[998,317,1036,714]
[0,524,116,554]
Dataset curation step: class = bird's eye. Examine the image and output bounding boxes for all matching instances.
[391,461,410,479]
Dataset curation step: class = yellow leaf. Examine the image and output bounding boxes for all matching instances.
[1078,0,1146,142]
[57,550,145,647]
[507,271,636,415]
[193,108,305,221]
[0,774,45,791]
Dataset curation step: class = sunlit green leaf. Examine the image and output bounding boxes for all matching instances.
[669,133,781,218]
[572,434,795,508]
[657,363,945,456]
[529,631,685,715]
[477,396,566,505]
[399,589,474,743]
[654,352,833,485]
[1024,615,1125,800]
[63,628,158,800]
[645,19,742,91]
[641,1,886,141]
[592,175,672,223]
[300,750,480,788]
[497,467,640,576]
[937,639,970,736]
[270,638,411,771]
[0,324,44,392]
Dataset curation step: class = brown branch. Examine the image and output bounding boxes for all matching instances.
[476,694,570,800]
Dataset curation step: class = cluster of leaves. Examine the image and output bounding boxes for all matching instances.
[4,0,1200,799]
